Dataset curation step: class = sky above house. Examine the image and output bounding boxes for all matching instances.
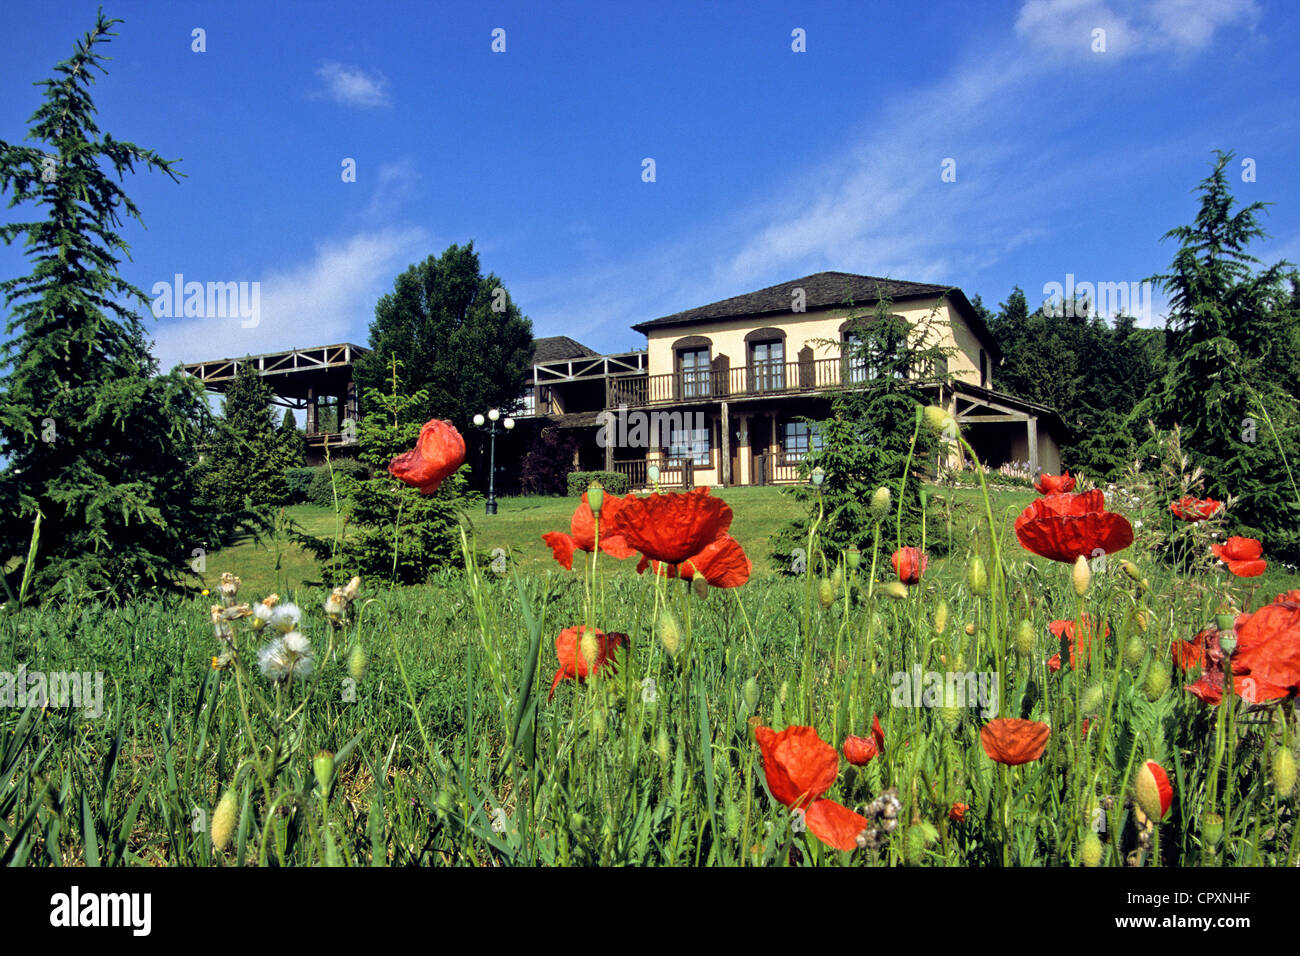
[1,0,1296,373]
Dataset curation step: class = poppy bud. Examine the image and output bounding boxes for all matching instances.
[743,677,759,712]
[587,482,604,516]
[211,787,238,851]
[348,643,367,682]
[778,681,789,705]
[1072,555,1091,597]
[692,570,709,600]
[725,801,741,837]
[1143,665,1170,701]
[313,750,335,792]
[1124,635,1146,668]
[846,546,861,570]
[580,629,600,669]
[904,825,927,865]
[967,556,988,596]
[1080,830,1103,867]
[1273,749,1296,797]
[1121,560,1141,582]
[831,566,844,592]
[436,788,454,813]
[882,581,909,600]
[655,728,671,763]
[922,405,956,439]
[1081,683,1104,715]
[1134,760,1173,822]
[656,610,681,657]
[1014,619,1036,656]
[1214,612,1236,634]
[965,622,977,636]
[934,600,949,635]
[1218,630,1237,655]
[590,708,606,740]
[1201,812,1224,847]
[870,486,892,518]
[818,578,835,608]
[647,464,660,484]
[1134,607,1150,633]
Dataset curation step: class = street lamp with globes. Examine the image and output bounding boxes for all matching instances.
[472,408,514,514]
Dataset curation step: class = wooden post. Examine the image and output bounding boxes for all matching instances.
[1027,415,1039,474]
[306,386,317,435]
[720,402,731,486]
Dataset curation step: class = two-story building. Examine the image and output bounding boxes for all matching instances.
[522,271,1066,488]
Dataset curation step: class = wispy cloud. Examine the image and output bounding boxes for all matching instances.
[313,60,391,108]
[147,227,429,371]
[1015,0,1260,59]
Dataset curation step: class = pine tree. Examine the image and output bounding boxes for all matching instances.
[297,355,471,586]
[773,290,953,568]
[1145,150,1300,559]
[0,12,223,600]
[196,362,290,513]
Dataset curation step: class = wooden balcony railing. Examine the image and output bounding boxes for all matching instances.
[609,356,880,407]
[613,456,704,489]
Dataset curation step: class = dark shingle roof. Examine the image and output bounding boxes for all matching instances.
[531,335,598,364]
[630,271,999,358]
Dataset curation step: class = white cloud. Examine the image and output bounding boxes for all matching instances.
[147,226,429,371]
[1015,0,1259,59]
[313,61,391,108]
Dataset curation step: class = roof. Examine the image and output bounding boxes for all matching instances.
[631,271,1001,360]
[531,335,598,364]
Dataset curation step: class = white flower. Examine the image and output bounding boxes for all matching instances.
[253,603,273,628]
[258,634,314,682]
[270,602,301,634]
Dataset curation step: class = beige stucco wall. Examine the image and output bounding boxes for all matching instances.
[642,295,992,387]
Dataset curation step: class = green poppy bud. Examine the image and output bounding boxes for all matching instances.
[211,788,238,851]
[587,482,604,516]
[1273,749,1296,797]
[1080,831,1103,867]
[1143,665,1170,702]
[967,556,988,596]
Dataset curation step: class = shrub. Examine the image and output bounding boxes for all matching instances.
[566,470,630,497]
[307,459,370,507]
[520,427,580,496]
[285,467,318,504]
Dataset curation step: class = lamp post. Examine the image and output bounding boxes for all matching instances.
[472,408,514,515]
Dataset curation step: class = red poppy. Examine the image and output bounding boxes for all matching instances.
[979,718,1051,765]
[1171,627,1213,671]
[609,487,733,565]
[1035,471,1076,495]
[388,419,466,494]
[842,715,885,766]
[548,626,627,700]
[1186,602,1300,705]
[1171,496,1222,522]
[542,492,637,570]
[754,725,869,852]
[891,547,928,586]
[1014,490,1134,563]
[1210,536,1266,578]
[636,533,751,588]
[1276,590,1300,605]
[1046,616,1110,671]
[949,802,969,822]
[1081,718,1091,739]
[1135,760,1173,822]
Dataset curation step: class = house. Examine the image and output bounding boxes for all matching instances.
[521,272,1066,488]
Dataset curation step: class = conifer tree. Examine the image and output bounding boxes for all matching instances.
[0,12,223,599]
[196,363,290,512]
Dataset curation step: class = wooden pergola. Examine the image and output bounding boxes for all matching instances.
[183,343,370,456]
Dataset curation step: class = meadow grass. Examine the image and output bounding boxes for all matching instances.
[1,482,1298,866]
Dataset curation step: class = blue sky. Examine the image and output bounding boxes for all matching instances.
[2,0,1296,373]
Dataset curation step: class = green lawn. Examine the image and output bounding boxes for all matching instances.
[200,483,1054,596]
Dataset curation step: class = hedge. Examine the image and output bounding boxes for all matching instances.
[566,470,630,497]
[307,459,371,507]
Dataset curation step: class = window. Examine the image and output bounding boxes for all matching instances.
[668,425,711,466]
[979,349,989,387]
[750,339,785,391]
[520,387,536,416]
[843,332,869,383]
[678,347,711,398]
[781,420,823,462]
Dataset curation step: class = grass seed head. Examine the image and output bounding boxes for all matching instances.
[211,788,238,851]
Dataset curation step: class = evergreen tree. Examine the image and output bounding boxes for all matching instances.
[276,408,306,471]
[196,363,290,512]
[774,290,953,568]
[297,355,471,586]
[353,242,534,441]
[0,13,223,600]
[1144,150,1300,559]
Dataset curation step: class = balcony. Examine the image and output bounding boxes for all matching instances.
[608,356,872,407]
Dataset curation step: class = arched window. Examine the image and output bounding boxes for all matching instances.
[744,327,786,392]
[672,335,712,398]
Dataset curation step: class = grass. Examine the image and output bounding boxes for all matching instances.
[3,478,1299,867]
